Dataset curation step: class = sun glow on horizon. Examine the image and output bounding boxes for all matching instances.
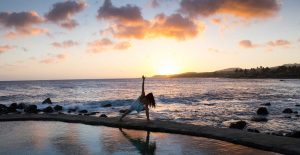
[156,59,180,75]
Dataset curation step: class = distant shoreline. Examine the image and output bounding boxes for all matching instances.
[1,114,300,154]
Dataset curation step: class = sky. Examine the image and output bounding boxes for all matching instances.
[0,0,299,81]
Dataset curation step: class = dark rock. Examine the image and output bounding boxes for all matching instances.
[296,115,300,117]
[54,105,63,111]
[251,116,268,122]
[9,103,18,109]
[7,103,18,113]
[284,116,291,119]
[58,112,65,115]
[261,102,271,106]
[68,108,77,113]
[293,111,298,114]
[247,129,260,133]
[42,98,52,104]
[79,110,88,113]
[100,114,108,118]
[119,109,127,113]
[257,107,269,115]
[0,104,8,114]
[102,103,112,107]
[43,106,54,113]
[295,104,300,107]
[283,108,293,114]
[286,131,300,138]
[271,132,284,137]
[16,103,26,109]
[24,105,38,113]
[89,112,99,115]
[229,121,247,130]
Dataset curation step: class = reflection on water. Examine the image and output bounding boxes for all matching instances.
[0,121,280,155]
[119,128,156,155]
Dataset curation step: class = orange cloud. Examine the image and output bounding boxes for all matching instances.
[97,0,203,40]
[180,0,280,19]
[239,40,255,48]
[0,11,47,38]
[4,27,48,39]
[114,41,131,50]
[51,40,79,48]
[40,54,67,64]
[87,38,131,53]
[239,39,291,50]
[0,45,15,54]
[267,39,290,47]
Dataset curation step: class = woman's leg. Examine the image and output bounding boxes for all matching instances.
[145,105,150,121]
[119,109,132,121]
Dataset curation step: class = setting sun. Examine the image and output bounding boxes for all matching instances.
[156,59,179,75]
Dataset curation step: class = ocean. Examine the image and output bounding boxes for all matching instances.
[0,78,299,133]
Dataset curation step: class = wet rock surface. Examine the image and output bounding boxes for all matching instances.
[229,121,247,130]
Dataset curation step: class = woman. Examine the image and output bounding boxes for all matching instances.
[119,75,156,121]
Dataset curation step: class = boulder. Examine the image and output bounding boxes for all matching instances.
[293,111,298,114]
[251,116,268,122]
[283,108,293,114]
[0,104,8,114]
[16,103,26,109]
[247,129,260,133]
[24,105,38,113]
[89,112,99,115]
[119,109,127,113]
[79,110,88,113]
[54,105,63,111]
[102,103,112,107]
[286,131,300,138]
[43,106,54,113]
[100,114,108,118]
[296,115,300,117]
[9,103,18,109]
[7,103,18,113]
[257,107,269,115]
[261,102,271,106]
[68,108,77,113]
[42,98,52,104]
[295,104,300,107]
[229,121,247,130]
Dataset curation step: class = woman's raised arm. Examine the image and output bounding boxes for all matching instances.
[141,75,145,96]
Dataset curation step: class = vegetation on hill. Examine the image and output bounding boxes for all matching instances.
[153,64,300,79]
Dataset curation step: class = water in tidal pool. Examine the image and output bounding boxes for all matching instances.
[0,121,280,155]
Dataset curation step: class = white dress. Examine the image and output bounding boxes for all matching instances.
[129,96,145,113]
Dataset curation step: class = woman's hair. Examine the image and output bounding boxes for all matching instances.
[146,93,156,108]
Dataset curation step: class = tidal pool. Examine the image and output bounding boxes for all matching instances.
[0,121,279,155]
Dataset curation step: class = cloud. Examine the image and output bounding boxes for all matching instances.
[239,40,254,48]
[149,0,159,8]
[98,0,203,40]
[0,11,43,28]
[51,40,79,48]
[180,0,280,19]
[87,38,131,53]
[0,11,47,38]
[45,0,87,29]
[0,45,15,54]
[97,0,144,25]
[4,27,48,39]
[239,39,291,50]
[114,41,131,50]
[40,54,67,64]
[267,39,290,47]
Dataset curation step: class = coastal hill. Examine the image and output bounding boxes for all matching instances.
[153,63,300,79]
